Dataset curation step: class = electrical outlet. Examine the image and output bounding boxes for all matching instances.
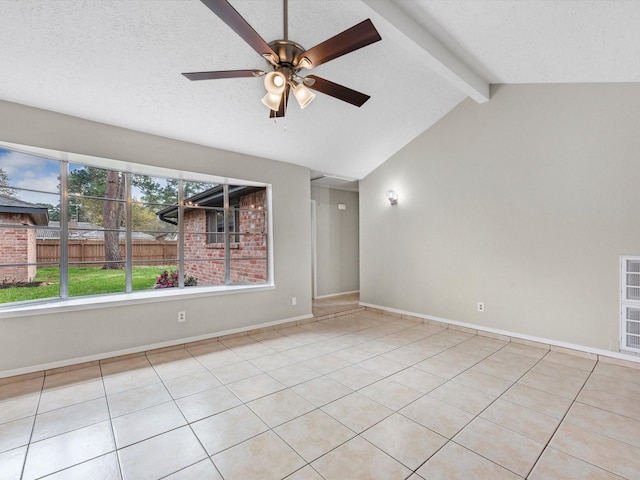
[291,297,297,306]
[477,302,484,312]
[178,311,186,323]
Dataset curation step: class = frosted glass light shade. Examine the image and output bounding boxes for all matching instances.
[261,92,282,111]
[293,84,316,109]
[264,71,286,94]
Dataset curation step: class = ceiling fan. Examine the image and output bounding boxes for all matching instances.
[182,0,382,118]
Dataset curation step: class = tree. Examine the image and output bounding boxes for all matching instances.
[68,167,108,223]
[67,166,125,269]
[131,176,211,205]
[131,202,164,232]
[0,168,16,198]
[102,170,125,269]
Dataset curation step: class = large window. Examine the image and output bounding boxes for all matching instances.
[0,144,271,307]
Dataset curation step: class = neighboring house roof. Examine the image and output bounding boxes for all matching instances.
[0,194,49,226]
[36,221,156,241]
[156,185,263,225]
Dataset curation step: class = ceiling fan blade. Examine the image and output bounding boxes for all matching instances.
[182,69,265,81]
[304,75,370,107]
[201,0,279,63]
[295,19,381,69]
[269,84,290,118]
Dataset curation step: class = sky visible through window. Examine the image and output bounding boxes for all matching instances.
[0,147,60,204]
[0,147,156,205]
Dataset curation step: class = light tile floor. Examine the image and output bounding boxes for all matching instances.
[2,307,640,479]
[312,293,361,318]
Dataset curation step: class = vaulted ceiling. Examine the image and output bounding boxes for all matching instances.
[1,1,639,180]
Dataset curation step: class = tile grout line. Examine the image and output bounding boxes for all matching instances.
[18,374,44,480]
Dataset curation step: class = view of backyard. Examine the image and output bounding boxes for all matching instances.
[0,147,269,307]
[0,266,174,303]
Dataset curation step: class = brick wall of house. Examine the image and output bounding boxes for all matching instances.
[183,189,267,285]
[231,190,268,284]
[183,208,225,285]
[0,213,37,283]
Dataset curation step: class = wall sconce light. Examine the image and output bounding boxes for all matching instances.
[387,190,398,205]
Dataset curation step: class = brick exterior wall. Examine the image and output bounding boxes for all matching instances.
[0,213,37,283]
[183,189,267,286]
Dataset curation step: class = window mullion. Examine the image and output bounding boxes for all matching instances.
[178,180,185,288]
[124,173,133,292]
[59,160,69,299]
[224,184,230,285]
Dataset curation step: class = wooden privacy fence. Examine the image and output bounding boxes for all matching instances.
[36,240,178,265]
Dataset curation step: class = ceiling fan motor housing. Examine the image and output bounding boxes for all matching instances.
[268,40,306,69]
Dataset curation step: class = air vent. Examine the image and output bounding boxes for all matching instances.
[621,257,640,352]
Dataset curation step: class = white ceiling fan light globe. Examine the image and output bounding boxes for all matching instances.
[293,83,316,109]
[261,92,282,111]
[264,71,287,94]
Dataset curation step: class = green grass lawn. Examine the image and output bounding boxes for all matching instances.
[0,266,171,304]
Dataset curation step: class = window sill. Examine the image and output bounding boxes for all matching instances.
[0,283,275,319]
[206,243,240,249]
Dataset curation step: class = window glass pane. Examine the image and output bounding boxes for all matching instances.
[68,262,125,297]
[185,226,225,286]
[1,150,61,303]
[0,148,60,195]
[63,197,128,268]
[131,174,178,206]
[0,225,55,279]
[0,186,61,302]
[130,231,178,259]
[229,186,267,285]
[183,181,219,200]
[229,258,268,284]
[132,200,178,234]
[184,259,225,287]
[0,266,60,304]
[68,164,125,201]
[204,208,225,244]
[132,262,179,291]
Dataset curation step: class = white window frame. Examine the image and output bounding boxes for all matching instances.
[0,141,274,314]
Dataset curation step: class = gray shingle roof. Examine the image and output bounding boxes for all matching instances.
[37,221,156,241]
[0,194,49,226]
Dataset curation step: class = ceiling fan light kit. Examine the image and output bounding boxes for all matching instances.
[182,0,382,118]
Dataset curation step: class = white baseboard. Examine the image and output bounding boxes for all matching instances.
[0,313,314,379]
[360,301,640,365]
[314,290,360,300]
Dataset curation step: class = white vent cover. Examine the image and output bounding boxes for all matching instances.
[621,257,640,352]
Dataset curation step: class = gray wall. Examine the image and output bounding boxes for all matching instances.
[360,83,640,351]
[311,186,359,297]
[0,100,312,375]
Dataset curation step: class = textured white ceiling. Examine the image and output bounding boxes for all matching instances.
[1,1,638,179]
[401,0,640,83]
